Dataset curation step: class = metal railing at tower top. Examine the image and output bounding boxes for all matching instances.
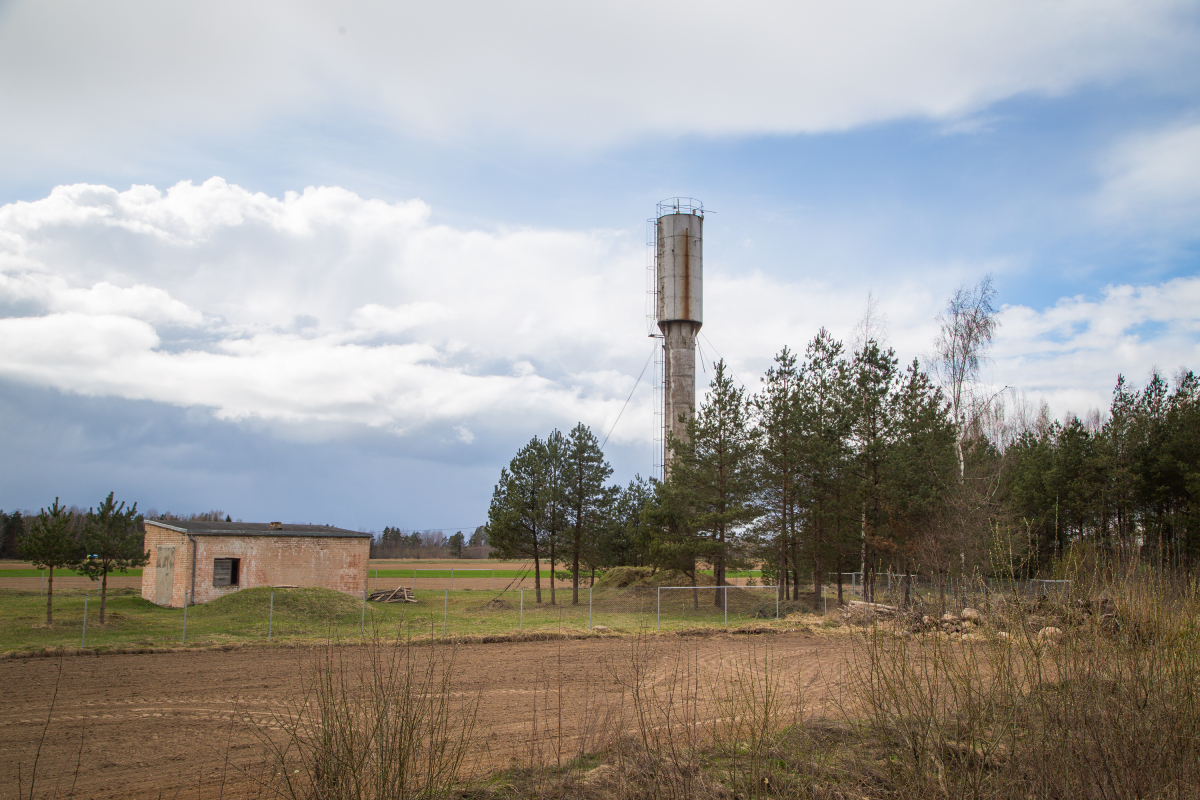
[657,197,704,217]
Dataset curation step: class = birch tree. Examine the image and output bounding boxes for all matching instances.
[933,276,999,482]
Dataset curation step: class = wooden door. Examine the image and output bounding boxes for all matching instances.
[155,546,176,606]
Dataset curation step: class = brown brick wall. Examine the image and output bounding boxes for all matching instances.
[141,522,369,607]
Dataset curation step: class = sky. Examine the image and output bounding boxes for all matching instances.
[2,0,1199,532]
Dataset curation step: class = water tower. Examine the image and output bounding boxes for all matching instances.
[650,198,703,475]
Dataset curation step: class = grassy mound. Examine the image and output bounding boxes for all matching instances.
[191,587,363,623]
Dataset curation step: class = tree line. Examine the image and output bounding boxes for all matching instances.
[370,527,488,559]
[1004,369,1200,575]
[486,278,1200,610]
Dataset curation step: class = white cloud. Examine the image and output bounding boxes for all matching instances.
[991,277,1200,416]
[3,178,1197,455]
[1099,121,1200,227]
[0,0,1195,154]
[0,179,655,444]
[0,272,203,326]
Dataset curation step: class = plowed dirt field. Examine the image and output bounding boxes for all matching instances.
[1,633,850,799]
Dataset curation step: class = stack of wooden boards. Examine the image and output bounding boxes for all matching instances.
[368,586,417,603]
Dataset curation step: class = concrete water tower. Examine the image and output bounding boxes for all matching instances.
[653,197,703,473]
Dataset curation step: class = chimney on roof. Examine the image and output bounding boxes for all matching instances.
[269,521,283,530]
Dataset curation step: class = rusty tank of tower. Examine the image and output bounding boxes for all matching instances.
[654,197,703,474]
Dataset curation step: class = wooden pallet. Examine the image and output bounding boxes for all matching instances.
[369,586,417,603]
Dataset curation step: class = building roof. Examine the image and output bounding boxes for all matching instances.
[146,520,372,539]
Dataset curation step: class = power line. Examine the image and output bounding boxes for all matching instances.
[699,331,747,389]
[696,337,710,375]
[600,342,657,451]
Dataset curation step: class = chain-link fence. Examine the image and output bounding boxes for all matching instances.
[1,571,1081,653]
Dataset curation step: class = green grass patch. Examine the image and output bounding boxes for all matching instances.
[0,584,805,653]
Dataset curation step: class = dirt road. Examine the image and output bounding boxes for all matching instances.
[1,632,851,799]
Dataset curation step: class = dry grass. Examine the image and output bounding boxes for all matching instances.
[844,560,1200,799]
[231,560,1199,800]
[251,636,479,800]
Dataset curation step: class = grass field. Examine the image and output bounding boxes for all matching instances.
[0,583,812,653]
[0,568,145,577]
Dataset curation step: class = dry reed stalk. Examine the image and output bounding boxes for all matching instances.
[251,633,479,800]
[845,558,1200,800]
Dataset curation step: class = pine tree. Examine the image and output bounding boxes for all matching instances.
[751,346,804,602]
[19,498,86,624]
[660,361,758,607]
[886,360,957,606]
[598,476,653,568]
[542,429,568,604]
[487,437,552,603]
[849,340,900,602]
[80,492,147,624]
[563,423,613,604]
[795,330,853,610]
[643,472,707,606]
[469,526,488,548]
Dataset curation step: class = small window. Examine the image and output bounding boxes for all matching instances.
[213,558,240,587]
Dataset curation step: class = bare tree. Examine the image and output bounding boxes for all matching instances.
[933,276,999,482]
[853,291,889,351]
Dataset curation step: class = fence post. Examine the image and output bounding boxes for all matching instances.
[520,588,524,630]
[776,590,779,620]
[268,590,274,641]
[823,582,827,615]
[181,593,188,645]
[41,570,44,597]
[443,589,448,636]
[657,587,661,631]
[724,586,728,628]
[589,586,593,630]
[361,587,367,637]
[82,595,88,647]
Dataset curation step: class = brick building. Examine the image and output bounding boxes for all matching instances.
[141,520,371,607]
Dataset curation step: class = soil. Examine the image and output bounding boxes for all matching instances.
[0,633,851,799]
[0,575,142,592]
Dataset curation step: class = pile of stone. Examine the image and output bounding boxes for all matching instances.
[916,607,986,639]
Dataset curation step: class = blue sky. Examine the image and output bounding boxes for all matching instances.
[2,0,1199,532]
